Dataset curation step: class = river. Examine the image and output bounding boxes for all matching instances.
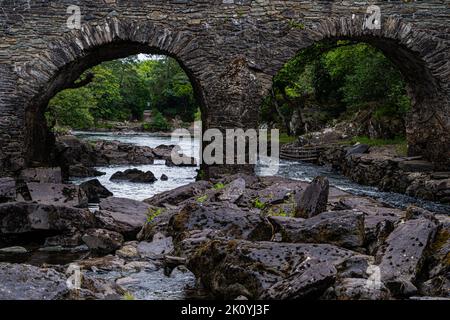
[73,131,450,214]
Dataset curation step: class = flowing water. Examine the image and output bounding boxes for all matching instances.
[1,131,448,300]
[73,131,450,214]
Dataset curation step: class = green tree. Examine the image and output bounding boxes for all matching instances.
[46,87,95,129]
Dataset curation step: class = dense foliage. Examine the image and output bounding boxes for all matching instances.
[261,41,411,138]
[46,56,199,130]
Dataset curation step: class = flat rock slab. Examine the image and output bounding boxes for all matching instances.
[96,197,152,238]
[0,202,96,234]
[377,217,438,296]
[99,197,151,217]
[144,181,212,207]
[187,240,361,299]
[270,210,365,250]
[26,182,88,208]
[82,228,124,254]
[169,203,273,243]
[137,233,174,258]
[20,167,62,183]
[398,160,435,172]
[0,263,68,300]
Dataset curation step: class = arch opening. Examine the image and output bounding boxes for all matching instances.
[24,40,207,169]
[263,30,449,169]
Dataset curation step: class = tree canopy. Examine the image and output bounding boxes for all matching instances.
[46,55,199,130]
[261,41,411,138]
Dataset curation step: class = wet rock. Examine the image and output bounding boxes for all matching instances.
[270,210,365,250]
[0,263,68,300]
[421,214,450,297]
[0,177,15,203]
[56,135,98,167]
[79,179,113,203]
[0,246,28,253]
[165,155,197,167]
[325,278,391,300]
[82,229,124,254]
[26,182,88,208]
[77,255,126,271]
[116,244,139,259]
[0,202,96,234]
[20,167,63,183]
[377,217,438,297]
[169,203,273,244]
[69,164,105,178]
[295,176,329,218]
[261,260,337,299]
[398,160,435,172]
[335,196,403,255]
[218,178,246,203]
[137,233,174,259]
[160,174,168,181]
[346,144,370,157]
[144,181,212,206]
[110,169,157,183]
[187,240,358,299]
[96,197,151,238]
[70,273,126,300]
[44,233,83,247]
[152,145,179,160]
[137,207,178,241]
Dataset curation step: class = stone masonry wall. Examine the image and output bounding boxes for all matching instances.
[0,0,449,176]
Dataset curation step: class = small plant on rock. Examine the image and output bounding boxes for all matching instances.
[213,182,226,190]
[253,198,266,210]
[147,208,164,223]
[197,194,208,203]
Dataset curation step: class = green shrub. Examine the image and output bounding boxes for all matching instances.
[143,110,171,132]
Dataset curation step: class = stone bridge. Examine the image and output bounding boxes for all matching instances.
[0,0,449,177]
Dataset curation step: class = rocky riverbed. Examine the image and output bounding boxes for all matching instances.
[0,169,449,300]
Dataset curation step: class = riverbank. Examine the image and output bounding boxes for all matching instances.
[281,129,449,205]
[0,172,448,300]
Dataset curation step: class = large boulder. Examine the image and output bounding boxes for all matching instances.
[165,155,197,167]
[0,202,96,235]
[0,178,15,203]
[334,196,403,255]
[79,179,113,203]
[152,145,179,160]
[270,210,365,250]
[144,181,212,206]
[346,144,370,157]
[295,176,329,218]
[0,263,68,300]
[377,217,438,297]
[82,228,124,254]
[96,197,151,238]
[187,240,363,299]
[217,178,246,203]
[110,169,157,183]
[56,135,97,167]
[25,182,88,208]
[137,233,174,259]
[68,164,105,178]
[169,203,273,246]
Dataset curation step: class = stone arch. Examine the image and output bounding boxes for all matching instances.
[15,18,209,168]
[265,16,450,168]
